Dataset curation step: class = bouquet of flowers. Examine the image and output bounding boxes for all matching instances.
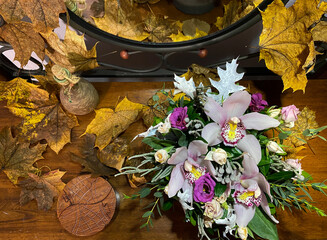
[118,59,327,240]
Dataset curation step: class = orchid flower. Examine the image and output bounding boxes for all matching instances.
[167,140,208,198]
[232,154,279,228]
[202,91,280,164]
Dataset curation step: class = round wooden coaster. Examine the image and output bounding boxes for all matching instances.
[57,174,117,236]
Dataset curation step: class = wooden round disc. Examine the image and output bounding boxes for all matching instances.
[57,175,117,236]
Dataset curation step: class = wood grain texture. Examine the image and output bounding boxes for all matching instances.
[0,79,326,240]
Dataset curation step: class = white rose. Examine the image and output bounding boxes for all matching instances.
[155,149,169,163]
[283,121,295,128]
[205,148,227,165]
[267,141,285,154]
[268,108,281,118]
[204,198,223,220]
[216,193,227,204]
[238,226,248,240]
[158,115,171,134]
[164,185,169,195]
[204,217,213,228]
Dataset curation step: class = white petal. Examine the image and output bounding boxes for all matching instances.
[237,134,261,164]
[223,91,251,119]
[201,123,223,146]
[241,112,280,130]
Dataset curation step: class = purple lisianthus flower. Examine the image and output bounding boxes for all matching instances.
[170,106,188,130]
[249,93,268,112]
[193,173,216,203]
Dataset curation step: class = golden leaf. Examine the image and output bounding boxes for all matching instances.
[215,0,241,30]
[181,64,218,87]
[144,15,179,43]
[283,107,319,149]
[42,27,99,73]
[170,29,207,42]
[182,18,210,37]
[98,137,129,172]
[0,22,45,67]
[0,127,47,184]
[312,21,327,42]
[84,97,145,150]
[259,0,327,92]
[93,0,149,41]
[18,169,66,211]
[0,0,66,34]
[1,78,78,154]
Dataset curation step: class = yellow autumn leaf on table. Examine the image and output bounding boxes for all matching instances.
[42,27,99,73]
[215,0,241,30]
[259,0,327,92]
[84,97,145,150]
[0,78,78,154]
[93,0,149,41]
[170,29,208,42]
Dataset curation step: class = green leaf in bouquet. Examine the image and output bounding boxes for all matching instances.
[162,200,173,211]
[214,183,227,197]
[248,207,279,240]
[142,136,175,150]
[258,150,272,176]
[139,187,151,198]
[142,211,153,218]
[301,171,313,181]
[267,171,295,182]
[178,134,188,147]
[279,131,292,140]
[154,191,163,198]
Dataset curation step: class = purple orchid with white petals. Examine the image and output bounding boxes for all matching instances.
[232,154,279,228]
[202,91,280,164]
[167,140,208,198]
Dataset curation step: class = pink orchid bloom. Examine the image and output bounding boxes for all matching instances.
[232,154,279,228]
[202,91,280,164]
[167,140,208,198]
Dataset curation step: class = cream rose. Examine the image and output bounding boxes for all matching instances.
[238,226,248,240]
[204,198,223,220]
[155,149,169,163]
[205,148,228,165]
[267,141,285,154]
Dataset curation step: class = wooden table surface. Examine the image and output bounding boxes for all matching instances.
[0,77,327,240]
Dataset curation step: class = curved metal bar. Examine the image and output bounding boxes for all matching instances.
[98,52,164,73]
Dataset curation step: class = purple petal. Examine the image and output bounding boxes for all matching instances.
[241,112,280,130]
[260,194,279,224]
[241,153,259,178]
[237,134,262,164]
[234,203,256,227]
[201,123,222,146]
[168,163,185,198]
[204,97,227,126]
[223,91,251,119]
[188,140,208,158]
[168,147,188,165]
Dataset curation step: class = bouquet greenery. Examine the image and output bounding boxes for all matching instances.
[117,59,327,240]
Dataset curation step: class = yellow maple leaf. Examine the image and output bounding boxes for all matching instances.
[282,107,319,149]
[83,97,145,150]
[1,78,78,154]
[259,0,327,92]
[215,0,241,30]
[170,29,207,42]
[312,21,327,42]
[42,27,99,73]
[93,0,149,41]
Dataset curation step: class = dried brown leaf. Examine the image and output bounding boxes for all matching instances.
[181,64,218,87]
[71,134,116,177]
[0,127,47,184]
[0,22,45,67]
[144,15,179,43]
[98,137,129,172]
[18,170,65,211]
